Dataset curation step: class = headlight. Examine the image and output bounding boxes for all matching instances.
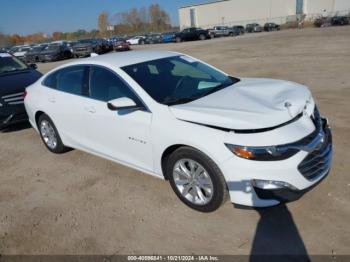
[225,144,299,161]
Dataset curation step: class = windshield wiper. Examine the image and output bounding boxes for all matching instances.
[163,97,196,106]
[0,68,28,74]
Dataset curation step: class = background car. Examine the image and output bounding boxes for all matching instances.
[72,39,103,57]
[0,52,42,129]
[39,43,72,62]
[12,46,31,61]
[209,26,240,38]
[232,25,245,35]
[314,17,332,27]
[175,27,210,42]
[144,33,163,44]
[161,32,177,43]
[25,44,48,63]
[264,22,281,31]
[111,38,131,52]
[126,36,146,45]
[331,16,349,26]
[246,23,263,33]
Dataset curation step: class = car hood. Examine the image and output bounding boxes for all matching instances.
[0,69,42,96]
[169,78,312,130]
[13,51,27,56]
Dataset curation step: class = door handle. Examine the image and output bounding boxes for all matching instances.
[84,106,96,113]
[48,97,56,103]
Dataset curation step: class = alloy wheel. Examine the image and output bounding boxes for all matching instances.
[173,159,214,206]
[40,120,58,150]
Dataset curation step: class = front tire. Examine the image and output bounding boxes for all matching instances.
[166,147,228,212]
[38,114,70,154]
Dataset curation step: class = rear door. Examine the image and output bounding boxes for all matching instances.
[42,65,91,148]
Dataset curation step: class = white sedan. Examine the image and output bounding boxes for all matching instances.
[126,36,145,45]
[24,51,332,212]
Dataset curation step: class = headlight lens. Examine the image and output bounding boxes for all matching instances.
[225,144,299,161]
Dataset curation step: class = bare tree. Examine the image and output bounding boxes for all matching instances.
[149,4,170,32]
[98,12,109,37]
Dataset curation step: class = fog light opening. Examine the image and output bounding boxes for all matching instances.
[252,179,298,191]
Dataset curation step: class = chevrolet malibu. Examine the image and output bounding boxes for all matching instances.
[24,51,332,212]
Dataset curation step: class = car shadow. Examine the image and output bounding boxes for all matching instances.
[226,181,310,261]
[249,204,310,262]
[0,122,32,133]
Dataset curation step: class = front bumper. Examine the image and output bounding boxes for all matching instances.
[0,105,28,128]
[40,54,59,62]
[220,118,332,207]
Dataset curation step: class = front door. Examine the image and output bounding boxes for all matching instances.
[82,66,154,172]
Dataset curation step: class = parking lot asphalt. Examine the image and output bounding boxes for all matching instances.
[0,26,349,256]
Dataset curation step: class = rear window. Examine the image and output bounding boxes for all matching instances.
[43,66,87,96]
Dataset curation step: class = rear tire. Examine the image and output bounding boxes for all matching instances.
[166,146,228,212]
[175,37,182,43]
[199,34,206,40]
[37,114,70,154]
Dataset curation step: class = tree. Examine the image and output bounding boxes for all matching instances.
[52,32,63,41]
[98,12,109,37]
[149,4,170,32]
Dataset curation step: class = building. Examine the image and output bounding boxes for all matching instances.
[179,0,350,29]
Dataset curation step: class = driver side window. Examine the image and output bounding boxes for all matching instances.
[89,66,137,102]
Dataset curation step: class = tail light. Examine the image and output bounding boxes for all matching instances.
[23,89,28,99]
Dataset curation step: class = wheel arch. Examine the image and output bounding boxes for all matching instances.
[161,144,187,180]
[160,143,224,181]
[35,111,45,128]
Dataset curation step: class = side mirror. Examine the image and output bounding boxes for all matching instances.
[29,63,37,69]
[107,97,141,111]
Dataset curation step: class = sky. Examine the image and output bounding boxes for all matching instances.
[0,0,208,35]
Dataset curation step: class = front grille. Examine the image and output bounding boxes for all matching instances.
[1,92,25,105]
[298,122,332,181]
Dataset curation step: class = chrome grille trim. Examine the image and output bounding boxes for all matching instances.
[298,119,332,181]
[1,92,25,105]
[2,92,24,99]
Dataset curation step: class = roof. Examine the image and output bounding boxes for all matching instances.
[179,0,230,9]
[64,50,181,68]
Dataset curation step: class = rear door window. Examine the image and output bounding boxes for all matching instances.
[43,66,88,96]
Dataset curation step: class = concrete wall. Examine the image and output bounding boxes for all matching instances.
[179,0,297,29]
[304,0,350,14]
[179,0,350,29]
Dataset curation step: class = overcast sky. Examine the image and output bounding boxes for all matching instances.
[0,0,207,35]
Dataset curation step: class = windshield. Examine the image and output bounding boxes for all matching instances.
[122,55,239,105]
[0,54,28,75]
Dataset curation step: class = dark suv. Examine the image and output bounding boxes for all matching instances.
[246,23,263,33]
[331,16,349,26]
[25,45,48,63]
[232,26,245,35]
[175,28,210,42]
[0,53,42,129]
[264,23,281,31]
[72,39,103,58]
[39,44,72,62]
